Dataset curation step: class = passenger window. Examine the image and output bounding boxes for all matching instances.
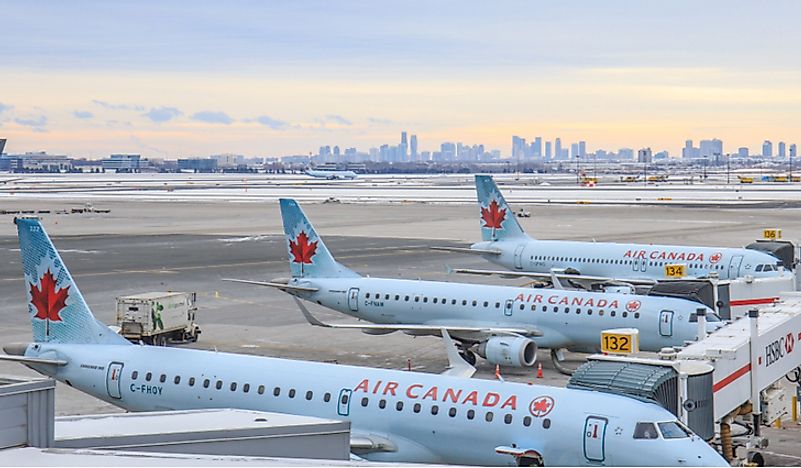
[203,379,210,388]
[635,313,640,319]
[483,301,489,307]
[306,390,313,400]
[486,412,494,422]
[146,372,152,381]
[523,416,532,427]
[543,306,548,312]
[188,377,195,386]
[553,307,559,313]
[257,385,265,394]
[431,405,439,415]
[467,409,475,420]
[505,414,513,424]
[519,303,525,310]
[414,296,420,302]
[472,300,477,306]
[395,295,400,300]
[324,392,331,402]
[340,393,348,404]
[423,297,428,303]
[289,389,296,398]
[379,399,386,409]
[543,418,551,429]
[634,422,659,439]
[599,310,604,316]
[451,299,457,305]
[361,397,369,407]
[405,296,410,301]
[433,298,438,304]
[366,293,370,299]
[413,403,421,413]
[131,371,138,380]
[565,307,570,314]
[622,312,628,318]
[610,311,616,317]
[658,421,690,439]
[174,376,181,385]
[385,294,390,300]
[587,309,593,315]
[576,308,581,314]
[243,383,250,393]
[531,305,536,311]
[274,387,281,396]
[449,407,457,417]
[216,380,223,390]
[230,382,237,391]
[396,401,404,411]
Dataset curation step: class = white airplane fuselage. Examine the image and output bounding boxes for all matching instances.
[472,239,782,282]
[288,276,710,352]
[21,342,726,466]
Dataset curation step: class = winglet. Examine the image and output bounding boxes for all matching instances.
[440,328,476,378]
[293,296,333,328]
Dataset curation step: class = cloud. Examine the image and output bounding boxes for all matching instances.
[367,116,397,126]
[144,106,182,123]
[15,115,48,132]
[0,103,12,114]
[191,110,234,125]
[324,114,352,126]
[73,110,93,119]
[92,100,145,111]
[254,115,289,130]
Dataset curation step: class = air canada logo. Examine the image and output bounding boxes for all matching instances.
[710,252,723,264]
[481,199,507,239]
[625,300,641,313]
[529,396,554,418]
[289,230,318,275]
[30,269,69,337]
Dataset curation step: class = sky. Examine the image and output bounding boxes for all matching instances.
[1,0,800,158]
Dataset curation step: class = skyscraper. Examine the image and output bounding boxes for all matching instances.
[763,140,773,158]
[570,143,579,158]
[778,141,786,158]
[699,139,723,159]
[533,137,542,159]
[512,136,526,159]
[400,132,408,161]
[790,144,797,159]
[545,141,552,160]
[578,141,586,158]
[410,135,418,161]
[555,138,562,160]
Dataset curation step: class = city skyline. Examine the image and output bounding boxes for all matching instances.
[1,1,800,158]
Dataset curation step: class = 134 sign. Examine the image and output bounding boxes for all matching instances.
[664,264,686,278]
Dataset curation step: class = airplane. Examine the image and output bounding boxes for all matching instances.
[0,217,727,467]
[226,198,722,371]
[435,175,786,286]
[305,168,358,180]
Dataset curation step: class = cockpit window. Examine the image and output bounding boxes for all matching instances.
[755,265,763,272]
[658,421,690,439]
[633,422,658,439]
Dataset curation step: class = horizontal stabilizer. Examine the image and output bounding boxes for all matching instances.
[0,354,67,366]
[223,278,319,292]
[430,246,502,255]
[292,297,542,336]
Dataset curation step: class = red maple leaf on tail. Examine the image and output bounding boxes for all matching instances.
[481,200,506,230]
[30,269,69,322]
[289,231,318,265]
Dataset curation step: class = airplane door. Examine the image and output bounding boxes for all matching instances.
[728,255,743,279]
[504,299,514,317]
[659,310,674,337]
[347,288,359,312]
[632,259,640,272]
[106,362,124,400]
[583,416,608,463]
[514,245,525,270]
[337,388,352,416]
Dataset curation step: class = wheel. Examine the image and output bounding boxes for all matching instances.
[158,335,168,347]
[747,452,765,467]
[460,350,477,366]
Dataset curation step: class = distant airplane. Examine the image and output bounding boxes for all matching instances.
[227,199,721,371]
[305,168,358,180]
[435,175,784,286]
[1,217,727,467]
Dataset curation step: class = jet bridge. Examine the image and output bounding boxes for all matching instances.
[569,292,801,465]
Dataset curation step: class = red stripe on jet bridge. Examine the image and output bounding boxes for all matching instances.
[730,298,778,307]
[713,363,751,393]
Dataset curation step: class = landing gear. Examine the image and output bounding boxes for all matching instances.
[747,452,765,467]
[551,348,575,376]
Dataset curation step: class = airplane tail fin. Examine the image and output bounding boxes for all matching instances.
[279,199,360,279]
[15,217,130,345]
[474,175,530,242]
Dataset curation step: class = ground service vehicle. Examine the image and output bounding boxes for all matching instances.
[116,292,200,345]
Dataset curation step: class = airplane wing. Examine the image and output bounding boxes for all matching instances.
[430,246,502,255]
[450,267,657,286]
[0,354,68,366]
[350,432,397,453]
[223,278,319,292]
[292,297,542,337]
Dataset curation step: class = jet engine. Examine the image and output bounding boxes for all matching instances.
[476,336,537,367]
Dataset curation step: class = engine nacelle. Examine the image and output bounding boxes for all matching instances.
[476,336,537,367]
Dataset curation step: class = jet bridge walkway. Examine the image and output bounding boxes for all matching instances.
[569,292,801,466]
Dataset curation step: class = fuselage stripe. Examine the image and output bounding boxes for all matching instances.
[712,363,751,393]
[729,298,778,307]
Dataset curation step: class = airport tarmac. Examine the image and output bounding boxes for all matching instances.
[2,194,801,465]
